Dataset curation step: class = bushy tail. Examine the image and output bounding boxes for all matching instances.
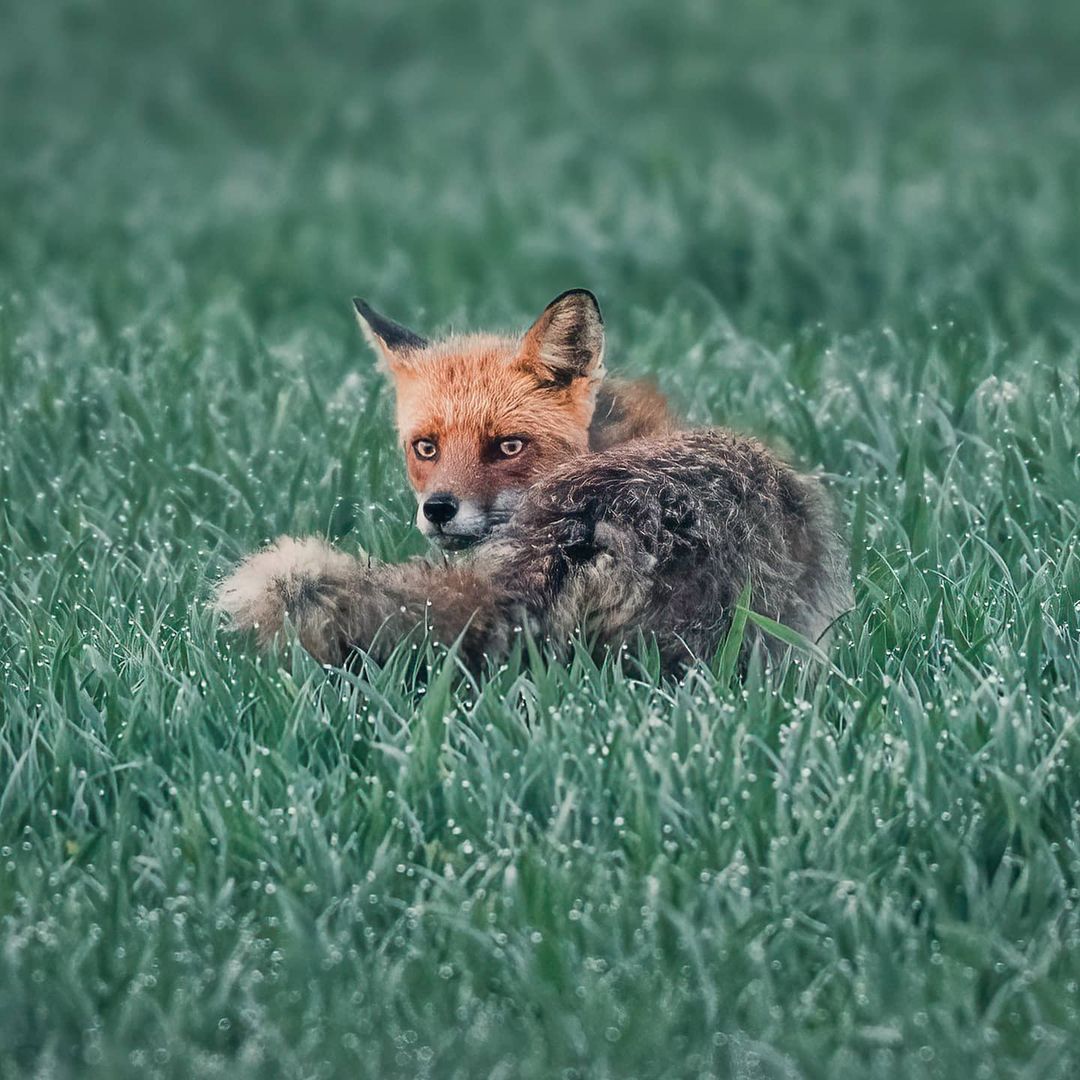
[214,536,362,660]
[215,536,522,668]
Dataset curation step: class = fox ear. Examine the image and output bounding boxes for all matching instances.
[352,298,428,369]
[520,289,605,386]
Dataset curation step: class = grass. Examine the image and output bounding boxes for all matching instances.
[2,0,1080,1076]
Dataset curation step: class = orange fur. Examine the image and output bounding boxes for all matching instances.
[392,332,597,504]
[354,290,674,549]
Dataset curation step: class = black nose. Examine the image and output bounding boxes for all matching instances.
[422,492,459,525]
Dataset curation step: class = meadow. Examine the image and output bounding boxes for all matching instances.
[2,1,1080,1076]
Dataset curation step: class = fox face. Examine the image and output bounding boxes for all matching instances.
[354,290,605,550]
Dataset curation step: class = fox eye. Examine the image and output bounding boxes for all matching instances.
[413,438,438,460]
[498,438,525,458]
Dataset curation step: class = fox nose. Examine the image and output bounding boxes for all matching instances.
[422,492,459,526]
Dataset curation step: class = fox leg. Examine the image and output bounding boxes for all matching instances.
[215,536,518,668]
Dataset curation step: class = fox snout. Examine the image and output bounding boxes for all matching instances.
[416,487,525,549]
[421,492,458,525]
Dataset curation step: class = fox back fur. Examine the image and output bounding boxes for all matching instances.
[217,290,851,673]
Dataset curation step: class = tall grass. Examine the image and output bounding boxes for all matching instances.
[2,1,1079,1076]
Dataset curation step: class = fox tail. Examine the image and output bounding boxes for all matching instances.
[214,536,361,657]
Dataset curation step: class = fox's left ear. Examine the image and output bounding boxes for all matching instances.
[352,298,428,370]
[519,289,605,386]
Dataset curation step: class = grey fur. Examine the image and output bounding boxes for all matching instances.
[217,429,852,674]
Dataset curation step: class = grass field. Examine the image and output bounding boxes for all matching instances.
[3,1,1080,1077]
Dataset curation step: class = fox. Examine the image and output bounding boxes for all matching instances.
[216,289,852,673]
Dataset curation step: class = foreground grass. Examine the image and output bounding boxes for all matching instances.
[2,1,1080,1077]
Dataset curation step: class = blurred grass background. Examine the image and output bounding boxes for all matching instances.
[2,1,1080,1077]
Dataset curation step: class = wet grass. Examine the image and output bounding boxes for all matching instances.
[2,1,1080,1077]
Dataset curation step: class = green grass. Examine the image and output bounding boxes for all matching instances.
[3,1,1080,1077]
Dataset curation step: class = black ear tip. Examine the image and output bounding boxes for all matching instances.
[352,299,429,352]
[546,288,603,324]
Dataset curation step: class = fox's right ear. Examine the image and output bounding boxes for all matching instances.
[520,289,605,386]
[352,298,428,370]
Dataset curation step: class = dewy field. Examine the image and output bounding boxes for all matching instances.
[2,2,1080,1077]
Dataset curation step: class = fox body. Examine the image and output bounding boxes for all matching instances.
[217,291,851,672]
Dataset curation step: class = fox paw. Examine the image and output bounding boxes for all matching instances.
[585,521,658,573]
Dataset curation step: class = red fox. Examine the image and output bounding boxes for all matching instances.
[216,290,851,672]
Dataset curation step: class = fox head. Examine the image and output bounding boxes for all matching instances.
[354,290,605,550]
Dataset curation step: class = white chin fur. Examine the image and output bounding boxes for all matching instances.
[416,499,488,543]
[415,490,526,547]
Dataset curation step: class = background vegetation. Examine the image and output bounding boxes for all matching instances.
[2,1,1079,1076]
